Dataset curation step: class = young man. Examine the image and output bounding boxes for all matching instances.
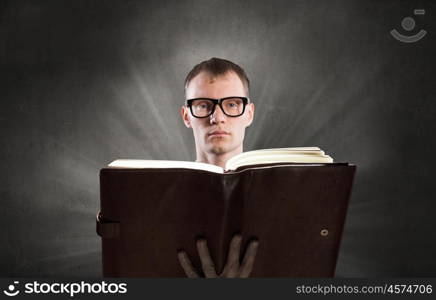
[181,58,255,169]
[177,58,259,278]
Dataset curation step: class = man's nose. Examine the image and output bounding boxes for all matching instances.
[210,105,226,124]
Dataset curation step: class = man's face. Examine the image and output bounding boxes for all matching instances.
[181,71,255,156]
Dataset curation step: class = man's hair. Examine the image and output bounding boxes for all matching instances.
[184,57,250,96]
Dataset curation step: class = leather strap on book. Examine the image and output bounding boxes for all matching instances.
[96,211,120,238]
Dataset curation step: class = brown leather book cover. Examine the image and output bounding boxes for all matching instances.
[97,163,356,277]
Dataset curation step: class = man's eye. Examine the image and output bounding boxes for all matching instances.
[194,102,211,110]
[226,102,238,108]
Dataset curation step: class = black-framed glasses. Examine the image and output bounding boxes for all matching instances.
[185,96,250,118]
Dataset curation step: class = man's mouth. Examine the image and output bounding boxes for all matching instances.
[208,130,230,137]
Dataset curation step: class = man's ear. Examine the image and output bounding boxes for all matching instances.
[245,103,255,127]
[180,106,192,128]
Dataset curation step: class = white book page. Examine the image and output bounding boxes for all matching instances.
[225,147,333,171]
[245,147,322,152]
[108,160,224,174]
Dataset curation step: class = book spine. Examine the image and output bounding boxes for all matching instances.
[215,174,244,273]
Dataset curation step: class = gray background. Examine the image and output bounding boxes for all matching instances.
[1,0,435,277]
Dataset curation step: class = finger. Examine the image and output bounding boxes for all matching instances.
[196,239,218,278]
[177,251,199,278]
[239,240,259,278]
[222,235,242,277]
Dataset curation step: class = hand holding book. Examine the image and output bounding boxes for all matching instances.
[177,234,259,278]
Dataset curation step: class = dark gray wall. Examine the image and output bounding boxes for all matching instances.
[1,0,435,277]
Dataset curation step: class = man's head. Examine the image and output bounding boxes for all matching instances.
[181,58,255,164]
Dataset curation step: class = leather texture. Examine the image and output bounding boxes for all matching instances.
[97,163,356,277]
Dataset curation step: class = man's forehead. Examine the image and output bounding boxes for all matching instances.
[191,71,241,85]
[186,71,246,98]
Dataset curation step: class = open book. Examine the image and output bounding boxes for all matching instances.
[108,147,333,173]
[97,147,355,277]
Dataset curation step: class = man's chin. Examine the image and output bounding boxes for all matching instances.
[208,145,228,155]
[206,141,232,155]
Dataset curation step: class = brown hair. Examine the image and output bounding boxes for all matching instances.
[184,57,250,96]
